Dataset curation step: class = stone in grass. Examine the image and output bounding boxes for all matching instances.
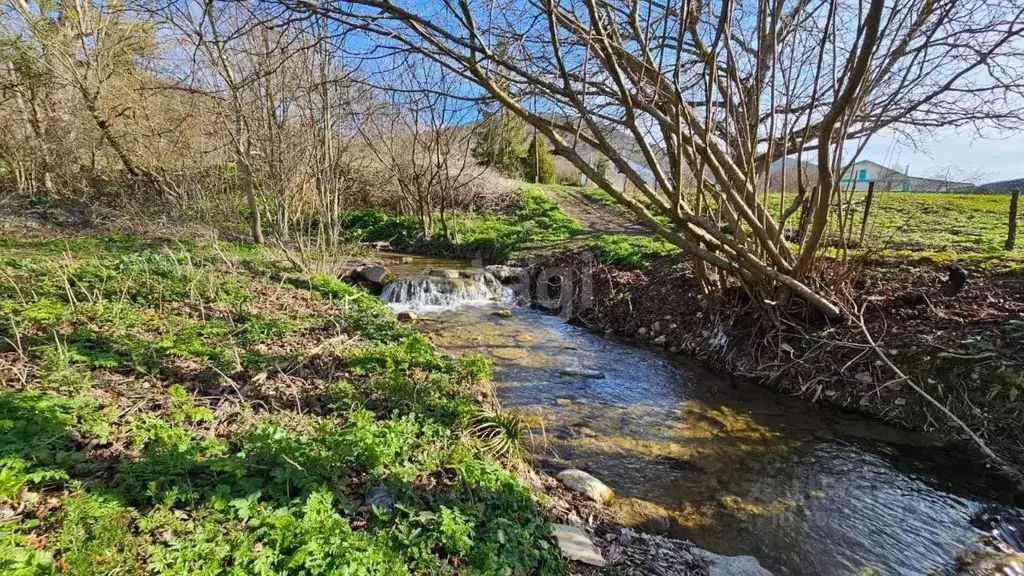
[366,482,393,515]
[557,469,614,504]
[551,524,606,567]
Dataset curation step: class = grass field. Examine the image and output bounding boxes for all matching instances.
[567,185,1022,263]
[849,191,1018,254]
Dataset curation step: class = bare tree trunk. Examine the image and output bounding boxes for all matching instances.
[239,157,264,244]
[1007,189,1020,251]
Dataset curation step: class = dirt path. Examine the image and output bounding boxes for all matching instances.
[543,187,647,235]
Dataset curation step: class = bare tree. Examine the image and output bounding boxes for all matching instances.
[358,57,482,241]
[283,0,1024,318]
[3,0,176,198]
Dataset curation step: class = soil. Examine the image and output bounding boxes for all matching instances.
[542,188,647,235]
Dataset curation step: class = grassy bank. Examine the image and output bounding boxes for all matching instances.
[0,233,564,574]
[341,185,676,269]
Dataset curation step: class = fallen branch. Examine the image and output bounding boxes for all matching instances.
[855,303,1007,469]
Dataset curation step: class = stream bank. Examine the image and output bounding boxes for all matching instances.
[377,255,1024,575]
[522,250,1024,474]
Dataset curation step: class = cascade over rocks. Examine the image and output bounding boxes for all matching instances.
[381,271,507,309]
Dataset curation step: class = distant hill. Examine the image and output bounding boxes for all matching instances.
[978,178,1024,193]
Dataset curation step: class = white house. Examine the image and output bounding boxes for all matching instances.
[838,160,974,192]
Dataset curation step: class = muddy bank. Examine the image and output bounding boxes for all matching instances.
[524,251,1024,471]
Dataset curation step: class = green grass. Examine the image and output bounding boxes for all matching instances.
[0,233,564,575]
[586,233,676,269]
[767,190,1020,256]
[577,188,1022,265]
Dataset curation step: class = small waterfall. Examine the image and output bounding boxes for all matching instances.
[381,270,509,310]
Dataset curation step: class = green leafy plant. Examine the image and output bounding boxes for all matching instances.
[470,406,534,467]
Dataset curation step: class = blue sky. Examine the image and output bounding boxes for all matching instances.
[859,128,1024,183]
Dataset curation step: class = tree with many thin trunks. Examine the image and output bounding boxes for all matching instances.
[282,0,1024,319]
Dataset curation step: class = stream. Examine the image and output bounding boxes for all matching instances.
[382,255,1024,575]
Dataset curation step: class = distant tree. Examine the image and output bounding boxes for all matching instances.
[471,110,525,178]
[523,133,555,184]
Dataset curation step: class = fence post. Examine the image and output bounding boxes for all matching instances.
[859,181,876,245]
[1006,189,1021,251]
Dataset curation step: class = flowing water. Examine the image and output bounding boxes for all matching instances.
[380,254,1024,575]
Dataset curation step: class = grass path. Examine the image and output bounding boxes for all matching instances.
[533,184,647,235]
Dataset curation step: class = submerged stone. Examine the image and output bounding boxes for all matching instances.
[611,497,673,534]
[427,269,461,279]
[559,368,605,379]
[485,264,525,283]
[557,468,614,504]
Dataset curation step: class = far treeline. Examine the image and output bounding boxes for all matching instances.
[2,0,1024,319]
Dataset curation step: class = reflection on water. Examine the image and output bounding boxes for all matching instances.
[416,299,1024,576]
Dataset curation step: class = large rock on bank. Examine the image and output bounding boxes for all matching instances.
[557,469,614,504]
[691,548,773,576]
[343,265,394,294]
[603,527,773,575]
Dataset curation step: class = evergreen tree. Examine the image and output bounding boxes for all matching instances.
[523,132,556,184]
[471,110,526,178]
[594,154,610,181]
